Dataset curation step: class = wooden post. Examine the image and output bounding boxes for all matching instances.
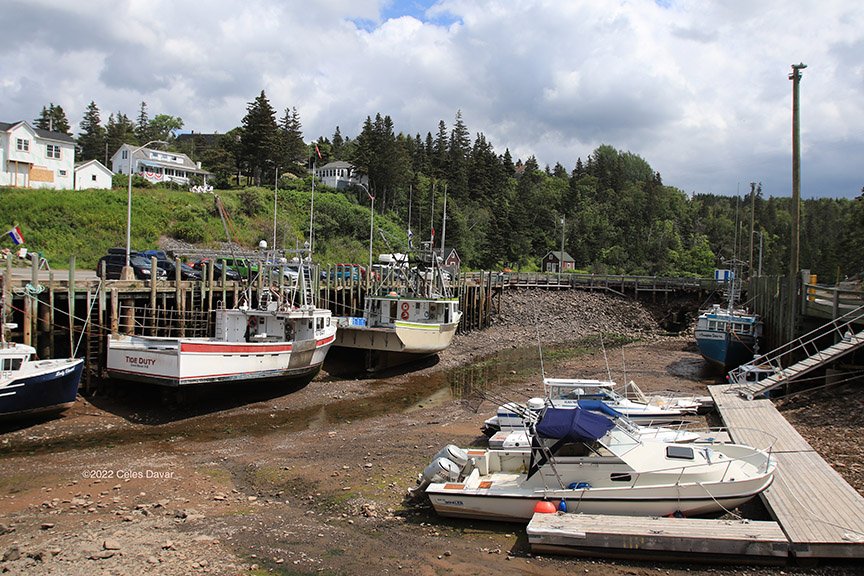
[150,263,157,336]
[68,257,76,355]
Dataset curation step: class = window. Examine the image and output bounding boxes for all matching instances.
[16,138,29,151]
[91,174,97,182]
[121,150,128,159]
[59,170,67,176]
[46,144,61,159]
[666,446,694,460]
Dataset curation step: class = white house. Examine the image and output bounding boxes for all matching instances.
[74,159,113,190]
[0,121,76,189]
[313,160,367,190]
[110,143,210,186]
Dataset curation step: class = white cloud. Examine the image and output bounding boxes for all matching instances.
[1,0,862,197]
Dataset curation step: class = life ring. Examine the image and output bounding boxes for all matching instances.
[400,302,410,320]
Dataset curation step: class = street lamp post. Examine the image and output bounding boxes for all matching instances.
[124,139,167,279]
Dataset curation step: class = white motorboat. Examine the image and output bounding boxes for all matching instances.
[0,341,83,418]
[417,407,775,522]
[542,378,700,424]
[482,397,701,443]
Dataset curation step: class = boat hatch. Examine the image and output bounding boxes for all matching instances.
[666,445,695,460]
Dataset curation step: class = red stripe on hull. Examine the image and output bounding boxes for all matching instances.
[179,342,294,354]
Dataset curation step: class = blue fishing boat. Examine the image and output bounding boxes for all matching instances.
[695,268,763,369]
[0,341,84,418]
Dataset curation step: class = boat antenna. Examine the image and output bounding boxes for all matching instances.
[620,344,628,395]
[534,304,546,381]
[601,333,612,382]
[308,157,316,256]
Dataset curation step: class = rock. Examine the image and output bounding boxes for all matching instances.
[0,524,12,535]
[90,550,115,560]
[2,547,20,562]
[103,539,121,551]
[40,522,55,530]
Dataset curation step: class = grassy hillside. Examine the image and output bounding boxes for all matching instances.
[0,179,408,269]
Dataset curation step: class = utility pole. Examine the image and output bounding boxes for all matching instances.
[789,62,807,341]
[560,215,565,273]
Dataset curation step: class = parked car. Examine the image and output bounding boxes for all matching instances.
[192,259,243,282]
[98,248,168,280]
[324,263,366,281]
[142,250,202,281]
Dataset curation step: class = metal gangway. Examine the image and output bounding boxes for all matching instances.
[728,304,864,400]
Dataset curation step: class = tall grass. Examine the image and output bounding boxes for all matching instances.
[0,184,408,268]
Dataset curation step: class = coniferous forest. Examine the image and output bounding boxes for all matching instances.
[18,93,864,281]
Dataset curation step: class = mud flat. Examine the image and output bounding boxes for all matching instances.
[0,291,861,575]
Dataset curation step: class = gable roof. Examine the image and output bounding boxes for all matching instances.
[75,159,113,174]
[543,250,574,262]
[0,120,75,144]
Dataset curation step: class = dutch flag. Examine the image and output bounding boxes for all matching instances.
[7,226,24,246]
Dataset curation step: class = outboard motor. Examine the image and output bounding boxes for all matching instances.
[433,444,469,469]
[408,445,470,499]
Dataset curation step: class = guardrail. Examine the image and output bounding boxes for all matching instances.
[802,283,864,321]
[461,271,721,294]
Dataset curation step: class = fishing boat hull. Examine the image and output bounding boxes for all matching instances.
[106,333,335,387]
[695,328,759,369]
[0,358,83,417]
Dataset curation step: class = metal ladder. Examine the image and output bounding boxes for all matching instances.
[299,262,316,308]
[728,304,864,400]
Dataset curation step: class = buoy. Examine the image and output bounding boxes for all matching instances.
[558,499,567,512]
[534,500,556,514]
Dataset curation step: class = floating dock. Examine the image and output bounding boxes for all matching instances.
[527,384,864,563]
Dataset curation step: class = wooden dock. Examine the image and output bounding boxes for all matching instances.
[527,513,789,564]
[709,383,864,559]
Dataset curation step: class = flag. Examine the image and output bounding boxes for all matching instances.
[315,144,322,159]
[431,226,435,241]
[7,226,24,246]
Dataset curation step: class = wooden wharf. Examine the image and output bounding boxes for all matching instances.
[709,383,864,559]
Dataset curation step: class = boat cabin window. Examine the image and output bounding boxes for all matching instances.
[390,301,397,321]
[610,472,632,482]
[666,446,695,460]
[2,358,23,371]
[555,442,592,457]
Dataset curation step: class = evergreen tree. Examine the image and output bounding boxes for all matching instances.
[77,101,106,162]
[280,106,305,172]
[331,126,345,159]
[448,110,471,200]
[34,103,71,134]
[432,120,448,179]
[105,112,136,161]
[135,101,151,143]
[239,90,279,186]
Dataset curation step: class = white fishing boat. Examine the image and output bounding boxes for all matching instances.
[416,407,775,522]
[106,260,336,388]
[333,245,461,370]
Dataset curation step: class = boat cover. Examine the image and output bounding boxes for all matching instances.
[535,406,615,442]
[527,407,615,479]
[576,399,623,419]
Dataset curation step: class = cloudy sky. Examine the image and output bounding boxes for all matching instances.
[3,0,862,198]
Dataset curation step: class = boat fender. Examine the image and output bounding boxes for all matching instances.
[568,482,591,490]
[558,499,567,512]
[534,500,557,514]
[400,302,410,320]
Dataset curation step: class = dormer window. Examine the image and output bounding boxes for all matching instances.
[16,138,29,152]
